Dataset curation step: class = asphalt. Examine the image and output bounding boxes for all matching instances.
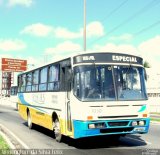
[0,97,27,149]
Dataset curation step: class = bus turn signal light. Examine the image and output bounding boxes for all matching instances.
[143,114,147,117]
[87,116,93,120]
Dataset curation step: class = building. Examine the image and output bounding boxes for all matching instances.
[146,68,160,98]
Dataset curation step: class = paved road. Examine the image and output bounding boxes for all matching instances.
[0,104,160,155]
[150,114,160,119]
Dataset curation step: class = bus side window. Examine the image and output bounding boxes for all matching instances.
[48,65,60,91]
[39,67,48,91]
[32,70,39,91]
[18,76,22,92]
[21,74,26,92]
[26,73,32,92]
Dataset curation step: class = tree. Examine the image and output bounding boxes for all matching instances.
[143,61,151,68]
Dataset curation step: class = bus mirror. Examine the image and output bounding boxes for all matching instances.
[144,69,147,81]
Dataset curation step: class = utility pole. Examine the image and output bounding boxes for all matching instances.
[84,0,86,51]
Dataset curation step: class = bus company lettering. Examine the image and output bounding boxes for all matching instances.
[32,94,45,104]
[51,95,58,104]
[112,55,137,63]
[82,56,95,61]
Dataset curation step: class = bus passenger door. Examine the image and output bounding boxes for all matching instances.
[62,66,72,134]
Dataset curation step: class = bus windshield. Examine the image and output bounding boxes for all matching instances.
[73,65,147,101]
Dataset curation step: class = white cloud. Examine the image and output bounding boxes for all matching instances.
[138,36,160,57]
[21,23,54,37]
[0,54,13,59]
[8,0,33,7]
[55,28,81,39]
[86,21,104,37]
[44,41,82,60]
[0,39,26,52]
[23,21,104,39]
[55,21,104,39]
[25,56,40,69]
[109,34,133,42]
[94,43,138,55]
[93,35,160,68]
[45,41,82,54]
[138,35,160,68]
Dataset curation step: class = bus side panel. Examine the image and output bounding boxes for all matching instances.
[18,92,67,133]
[18,102,54,130]
[44,113,53,130]
[29,107,41,126]
[18,103,28,121]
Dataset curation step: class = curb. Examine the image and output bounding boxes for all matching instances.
[0,124,29,149]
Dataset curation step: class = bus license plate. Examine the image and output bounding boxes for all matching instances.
[134,127,145,132]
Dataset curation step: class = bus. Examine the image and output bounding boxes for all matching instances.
[10,86,18,109]
[17,52,150,142]
[10,86,18,96]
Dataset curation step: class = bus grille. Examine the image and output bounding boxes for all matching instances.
[108,121,129,127]
[100,127,134,133]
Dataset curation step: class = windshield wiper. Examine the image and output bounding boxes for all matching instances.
[125,64,132,75]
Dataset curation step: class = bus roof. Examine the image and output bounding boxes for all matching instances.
[19,51,143,75]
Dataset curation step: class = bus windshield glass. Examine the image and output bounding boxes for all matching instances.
[73,65,147,101]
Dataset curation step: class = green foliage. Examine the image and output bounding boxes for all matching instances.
[150,118,160,122]
[0,136,10,149]
[143,61,151,68]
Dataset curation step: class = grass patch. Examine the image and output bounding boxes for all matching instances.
[150,118,160,122]
[0,135,10,149]
[150,112,160,115]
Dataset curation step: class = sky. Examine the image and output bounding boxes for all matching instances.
[0,0,160,68]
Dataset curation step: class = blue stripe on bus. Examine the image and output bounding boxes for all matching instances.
[138,105,146,112]
[73,118,150,139]
[18,93,49,114]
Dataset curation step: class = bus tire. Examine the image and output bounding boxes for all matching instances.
[27,111,33,129]
[54,119,63,142]
[16,103,19,111]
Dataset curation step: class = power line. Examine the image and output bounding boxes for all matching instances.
[90,0,160,45]
[134,20,160,37]
[101,0,129,22]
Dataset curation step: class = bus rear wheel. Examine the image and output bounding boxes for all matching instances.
[27,112,33,129]
[54,119,63,142]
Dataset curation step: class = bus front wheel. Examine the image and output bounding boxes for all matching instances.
[54,119,63,142]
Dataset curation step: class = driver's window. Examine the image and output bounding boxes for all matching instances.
[74,72,80,97]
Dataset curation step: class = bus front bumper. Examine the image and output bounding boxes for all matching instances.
[73,118,150,139]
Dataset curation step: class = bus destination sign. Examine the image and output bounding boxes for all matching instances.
[73,53,143,65]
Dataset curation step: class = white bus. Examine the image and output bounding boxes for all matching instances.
[17,52,150,142]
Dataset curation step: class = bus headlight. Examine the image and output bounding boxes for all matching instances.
[89,124,95,129]
[88,123,106,129]
[139,120,145,126]
[132,121,138,126]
